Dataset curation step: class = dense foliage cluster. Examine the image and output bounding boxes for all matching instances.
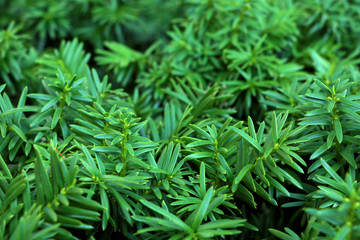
[1,0,360,239]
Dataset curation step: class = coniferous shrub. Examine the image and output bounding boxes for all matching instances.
[1,0,360,239]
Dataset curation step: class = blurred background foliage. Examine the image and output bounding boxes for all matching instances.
[1,0,360,239]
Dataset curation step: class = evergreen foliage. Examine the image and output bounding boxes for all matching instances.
[1,0,360,239]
